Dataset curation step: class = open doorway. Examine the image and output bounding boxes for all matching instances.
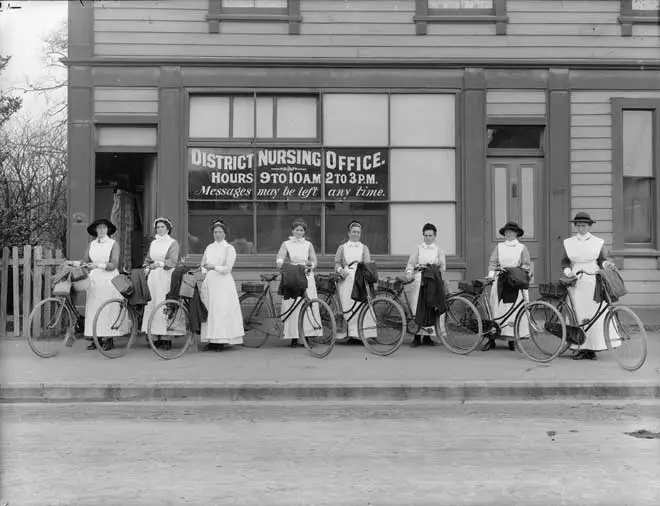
[95,153,156,271]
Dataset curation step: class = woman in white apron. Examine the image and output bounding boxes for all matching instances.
[141,217,184,350]
[483,221,531,351]
[561,212,618,360]
[79,218,129,351]
[405,223,447,348]
[333,221,376,345]
[200,220,244,351]
[276,219,319,348]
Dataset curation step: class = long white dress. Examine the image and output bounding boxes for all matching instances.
[84,237,130,337]
[276,238,320,340]
[141,235,185,336]
[563,234,619,351]
[335,241,376,339]
[406,243,446,336]
[200,240,244,345]
[488,240,530,338]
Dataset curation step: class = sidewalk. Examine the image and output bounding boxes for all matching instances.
[1,335,659,402]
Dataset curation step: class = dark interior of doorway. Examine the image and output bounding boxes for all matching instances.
[95,153,154,270]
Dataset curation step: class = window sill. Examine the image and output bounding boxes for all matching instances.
[414,14,508,24]
[181,254,468,271]
[206,13,301,23]
[611,249,660,269]
[206,6,302,34]
[618,14,660,36]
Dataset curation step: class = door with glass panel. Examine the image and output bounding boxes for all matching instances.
[486,158,546,285]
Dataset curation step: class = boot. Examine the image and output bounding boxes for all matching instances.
[289,338,299,348]
[86,340,97,351]
[480,338,496,351]
[422,336,436,347]
[101,338,114,351]
[410,335,422,348]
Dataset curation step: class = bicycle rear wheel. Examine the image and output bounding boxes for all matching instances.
[239,292,272,348]
[26,297,73,358]
[298,298,337,358]
[605,306,647,371]
[147,299,194,360]
[439,295,483,355]
[515,300,566,363]
[358,294,406,356]
[92,298,137,359]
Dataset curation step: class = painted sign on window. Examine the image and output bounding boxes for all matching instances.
[188,147,388,201]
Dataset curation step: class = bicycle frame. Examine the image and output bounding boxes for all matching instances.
[328,282,376,325]
[553,276,610,333]
[245,279,309,325]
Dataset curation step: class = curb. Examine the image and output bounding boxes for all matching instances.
[1,381,658,403]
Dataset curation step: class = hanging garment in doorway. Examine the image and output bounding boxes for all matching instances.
[110,188,135,273]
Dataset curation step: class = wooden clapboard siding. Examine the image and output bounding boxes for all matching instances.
[571,89,660,308]
[486,90,546,116]
[94,87,158,116]
[92,0,660,61]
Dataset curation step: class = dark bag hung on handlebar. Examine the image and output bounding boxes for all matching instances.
[351,262,378,302]
[278,264,308,300]
[594,269,627,303]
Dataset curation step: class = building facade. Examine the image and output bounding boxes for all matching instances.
[66,0,660,307]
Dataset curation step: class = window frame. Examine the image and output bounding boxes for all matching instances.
[207,0,301,35]
[414,0,508,36]
[611,98,660,264]
[183,90,463,268]
[619,0,660,36]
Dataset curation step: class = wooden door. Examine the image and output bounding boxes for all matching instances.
[486,158,546,285]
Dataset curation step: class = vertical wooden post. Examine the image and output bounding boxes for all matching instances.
[33,246,44,337]
[12,246,20,337]
[0,247,9,336]
[22,245,32,338]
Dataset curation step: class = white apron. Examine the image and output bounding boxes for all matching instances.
[141,236,185,336]
[336,241,376,339]
[564,234,619,351]
[408,243,442,337]
[489,241,529,338]
[84,238,130,337]
[200,241,244,345]
[279,239,320,340]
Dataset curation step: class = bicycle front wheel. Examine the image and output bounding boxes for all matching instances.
[298,298,337,359]
[26,297,73,358]
[92,298,137,359]
[239,292,272,348]
[515,300,566,363]
[439,295,484,355]
[147,299,194,360]
[604,306,648,371]
[358,294,406,356]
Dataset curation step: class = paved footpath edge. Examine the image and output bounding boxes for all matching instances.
[1,381,658,403]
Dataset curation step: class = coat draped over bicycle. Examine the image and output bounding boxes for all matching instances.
[561,233,619,351]
[487,240,531,338]
[276,238,319,340]
[141,235,185,336]
[334,241,376,339]
[406,243,446,335]
[415,265,446,328]
[82,237,129,338]
[200,240,244,345]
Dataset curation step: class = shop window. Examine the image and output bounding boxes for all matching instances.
[415,0,508,35]
[188,95,318,141]
[391,204,456,256]
[487,125,544,150]
[612,99,660,252]
[323,94,389,147]
[620,0,660,36]
[186,93,457,258]
[390,95,455,147]
[207,0,301,35]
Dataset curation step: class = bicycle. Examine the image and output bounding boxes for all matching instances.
[92,289,141,360]
[26,262,87,358]
[538,270,647,371]
[376,266,484,355]
[315,262,406,356]
[239,268,337,358]
[457,271,567,363]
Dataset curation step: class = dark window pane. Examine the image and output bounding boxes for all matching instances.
[256,202,322,254]
[188,202,254,255]
[325,203,388,255]
[487,126,544,150]
[624,177,654,244]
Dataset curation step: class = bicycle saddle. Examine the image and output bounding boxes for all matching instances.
[260,273,279,282]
